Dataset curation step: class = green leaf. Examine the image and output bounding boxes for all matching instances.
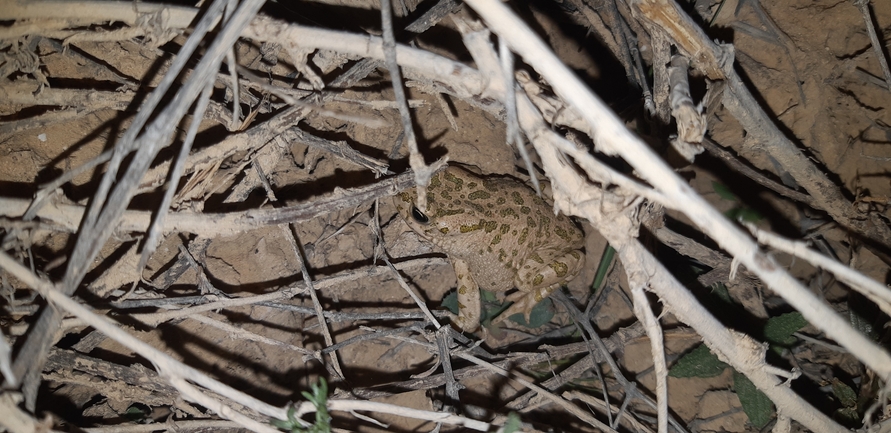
[306,378,331,433]
[508,298,555,328]
[272,379,331,433]
[480,289,498,302]
[441,291,459,315]
[669,344,729,378]
[124,403,150,423]
[734,371,774,429]
[500,412,522,433]
[481,290,511,324]
[834,407,860,426]
[271,406,302,432]
[270,419,292,430]
[710,283,733,304]
[735,207,763,223]
[831,378,857,408]
[591,244,615,293]
[300,390,315,403]
[448,287,559,329]
[763,312,807,346]
[712,181,738,201]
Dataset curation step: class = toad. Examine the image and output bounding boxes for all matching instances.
[394,165,585,331]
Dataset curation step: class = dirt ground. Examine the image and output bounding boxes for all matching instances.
[1,0,891,432]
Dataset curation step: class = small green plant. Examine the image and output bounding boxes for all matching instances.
[272,378,331,433]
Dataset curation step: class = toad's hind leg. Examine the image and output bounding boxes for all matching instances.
[491,284,560,325]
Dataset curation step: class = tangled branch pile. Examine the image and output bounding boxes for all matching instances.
[1,0,890,432]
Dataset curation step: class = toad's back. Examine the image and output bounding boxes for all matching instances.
[394,165,585,292]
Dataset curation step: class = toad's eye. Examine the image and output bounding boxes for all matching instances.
[410,206,430,224]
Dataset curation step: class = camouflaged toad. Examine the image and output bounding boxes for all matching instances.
[394,165,585,331]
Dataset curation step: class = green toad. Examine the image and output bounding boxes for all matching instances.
[394,165,586,331]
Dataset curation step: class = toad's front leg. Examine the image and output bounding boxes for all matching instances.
[451,258,482,332]
[492,250,584,325]
[490,284,560,325]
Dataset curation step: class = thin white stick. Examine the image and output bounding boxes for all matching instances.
[383,257,442,329]
[456,353,617,432]
[0,328,16,388]
[564,391,655,433]
[378,0,443,214]
[188,314,313,356]
[746,223,891,317]
[322,400,490,431]
[131,285,304,327]
[631,286,667,433]
[169,377,281,433]
[281,223,345,379]
[82,420,243,433]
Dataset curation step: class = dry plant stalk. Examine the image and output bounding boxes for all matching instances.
[0,0,890,432]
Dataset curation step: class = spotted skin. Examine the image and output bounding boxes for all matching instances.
[394,165,585,331]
